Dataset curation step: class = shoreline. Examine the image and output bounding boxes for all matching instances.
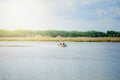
[0,37,120,42]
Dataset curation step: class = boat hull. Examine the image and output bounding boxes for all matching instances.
[57,44,67,47]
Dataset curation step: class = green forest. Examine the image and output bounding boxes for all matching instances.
[0,30,120,37]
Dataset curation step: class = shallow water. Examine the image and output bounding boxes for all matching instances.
[0,42,120,80]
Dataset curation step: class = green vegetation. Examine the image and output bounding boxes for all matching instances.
[0,30,120,42]
[0,30,120,37]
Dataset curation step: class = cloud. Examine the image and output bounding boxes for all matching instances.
[65,1,75,10]
[79,0,100,5]
[97,6,120,20]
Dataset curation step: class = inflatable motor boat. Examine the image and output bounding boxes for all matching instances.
[58,42,67,47]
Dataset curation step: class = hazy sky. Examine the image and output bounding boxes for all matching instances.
[0,0,120,31]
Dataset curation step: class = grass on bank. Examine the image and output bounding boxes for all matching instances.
[0,36,120,42]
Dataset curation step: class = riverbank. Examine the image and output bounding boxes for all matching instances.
[0,37,120,42]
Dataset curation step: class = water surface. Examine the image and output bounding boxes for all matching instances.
[0,42,120,80]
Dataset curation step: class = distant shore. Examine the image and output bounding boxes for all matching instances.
[0,37,120,42]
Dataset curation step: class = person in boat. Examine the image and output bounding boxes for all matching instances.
[58,41,66,47]
[62,42,65,45]
[60,42,62,45]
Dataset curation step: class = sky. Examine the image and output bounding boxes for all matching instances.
[0,0,120,31]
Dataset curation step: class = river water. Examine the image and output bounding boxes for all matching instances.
[0,42,120,80]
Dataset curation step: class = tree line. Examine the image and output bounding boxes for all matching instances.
[0,30,120,37]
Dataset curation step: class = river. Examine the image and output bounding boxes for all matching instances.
[0,42,120,80]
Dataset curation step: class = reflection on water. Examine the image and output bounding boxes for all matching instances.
[0,42,120,80]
